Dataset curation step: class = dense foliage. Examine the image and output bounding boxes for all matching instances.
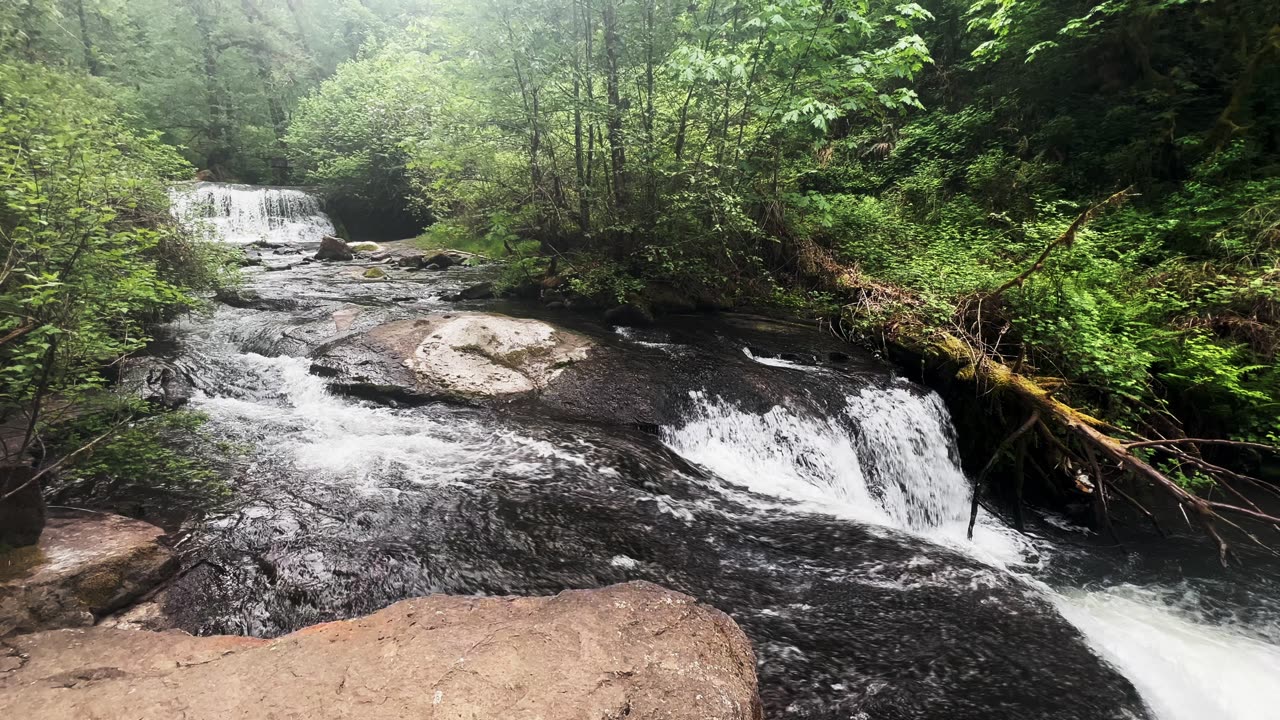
[0,60,231,469]
[813,0,1280,446]
[3,0,430,180]
[2,0,1276,508]
[281,0,1279,454]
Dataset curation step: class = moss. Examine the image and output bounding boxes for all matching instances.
[362,267,387,279]
[350,242,380,252]
[0,545,45,582]
[75,565,126,608]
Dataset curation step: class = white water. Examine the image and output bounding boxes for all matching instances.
[661,387,1280,720]
[1056,586,1280,720]
[170,182,336,244]
[661,384,1028,565]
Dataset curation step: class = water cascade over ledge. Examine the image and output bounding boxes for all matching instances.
[170,182,336,245]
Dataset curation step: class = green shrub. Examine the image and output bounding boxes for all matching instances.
[44,403,234,518]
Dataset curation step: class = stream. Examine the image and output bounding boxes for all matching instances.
[163,182,1280,720]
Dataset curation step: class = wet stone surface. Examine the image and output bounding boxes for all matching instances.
[140,240,1153,720]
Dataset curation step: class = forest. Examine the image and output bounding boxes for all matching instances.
[2,0,1279,552]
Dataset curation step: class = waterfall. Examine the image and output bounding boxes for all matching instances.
[661,381,1280,720]
[170,182,336,244]
[660,382,1026,563]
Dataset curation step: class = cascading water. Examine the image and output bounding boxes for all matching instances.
[661,383,1028,564]
[151,185,1278,719]
[169,182,336,244]
[660,384,1280,720]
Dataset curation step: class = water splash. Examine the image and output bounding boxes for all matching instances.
[660,386,1028,564]
[170,182,335,244]
[1055,585,1280,720]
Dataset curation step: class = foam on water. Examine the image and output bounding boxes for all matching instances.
[1055,585,1280,720]
[170,182,336,244]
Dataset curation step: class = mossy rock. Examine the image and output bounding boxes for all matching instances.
[351,242,381,252]
[0,545,45,582]
[363,267,387,280]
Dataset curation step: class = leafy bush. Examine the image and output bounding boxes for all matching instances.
[0,61,230,464]
[43,402,233,521]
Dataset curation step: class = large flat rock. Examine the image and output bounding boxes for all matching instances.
[0,581,761,720]
[1,514,174,636]
[311,312,592,403]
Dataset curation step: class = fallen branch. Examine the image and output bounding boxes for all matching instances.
[967,410,1039,539]
[795,225,1280,562]
[1124,438,1280,453]
[991,188,1135,298]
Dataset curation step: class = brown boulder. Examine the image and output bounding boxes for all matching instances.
[314,235,353,261]
[0,581,762,720]
[0,466,45,547]
[0,514,174,636]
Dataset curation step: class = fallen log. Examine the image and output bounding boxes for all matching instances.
[792,202,1280,564]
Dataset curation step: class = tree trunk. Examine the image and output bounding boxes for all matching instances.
[0,465,45,549]
[75,0,101,76]
[190,0,230,175]
[602,0,626,211]
[573,0,591,235]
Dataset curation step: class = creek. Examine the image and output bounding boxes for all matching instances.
[163,182,1280,720]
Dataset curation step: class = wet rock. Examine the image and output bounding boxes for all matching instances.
[214,288,298,312]
[0,582,761,720]
[444,281,495,301]
[604,302,655,327]
[332,307,362,333]
[361,266,387,280]
[311,312,592,403]
[0,466,44,548]
[117,357,192,409]
[425,252,456,269]
[395,252,426,268]
[314,235,353,262]
[0,514,175,635]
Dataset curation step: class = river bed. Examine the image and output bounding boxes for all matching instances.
[161,183,1280,720]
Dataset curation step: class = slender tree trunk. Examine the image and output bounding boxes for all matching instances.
[75,0,101,76]
[642,0,657,225]
[572,0,591,235]
[190,1,229,175]
[673,0,720,161]
[240,0,291,181]
[585,0,597,200]
[602,0,626,210]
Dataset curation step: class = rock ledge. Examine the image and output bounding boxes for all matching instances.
[1,514,174,636]
[0,581,762,720]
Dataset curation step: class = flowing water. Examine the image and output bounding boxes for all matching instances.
[159,184,1280,719]
[169,182,336,244]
